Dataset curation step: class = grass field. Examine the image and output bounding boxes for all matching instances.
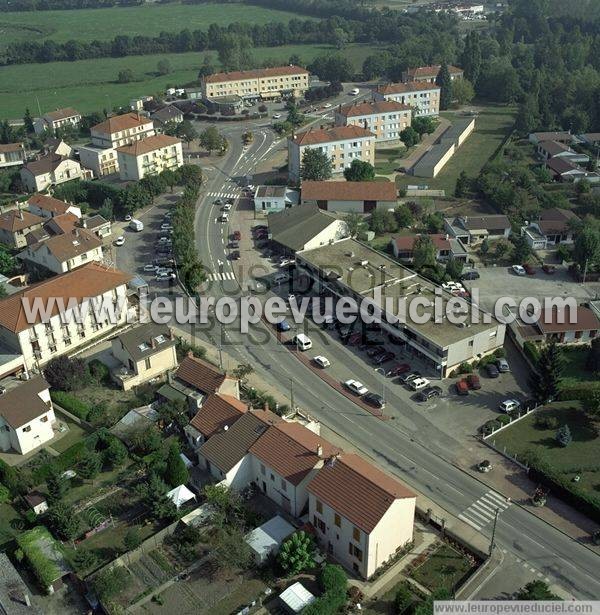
[410,543,475,593]
[396,104,516,194]
[491,402,600,499]
[0,2,310,45]
[0,43,379,118]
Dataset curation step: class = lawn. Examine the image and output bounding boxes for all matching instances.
[362,581,421,615]
[0,43,379,118]
[50,411,91,454]
[396,104,516,194]
[560,347,598,386]
[0,502,24,548]
[202,577,267,615]
[375,146,409,176]
[0,2,312,45]
[490,402,600,498]
[410,543,476,593]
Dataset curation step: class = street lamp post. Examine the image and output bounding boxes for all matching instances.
[374,367,386,405]
[488,507,500,556]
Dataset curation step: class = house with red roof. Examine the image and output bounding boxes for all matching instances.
[390,233,467,262]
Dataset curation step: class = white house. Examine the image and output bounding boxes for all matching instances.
[0,376,56,455]
[0,262,131,370]
[26,193,81,220]
[116,134,182,181]
[20,154,85,193]
[0,143,26,169]
[335,100,412,144]
[253,186,299,213]
[444,215,511,245]
[34,108,81,134]
[520,208,580,249]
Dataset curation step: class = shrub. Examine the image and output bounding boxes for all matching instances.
[88,359,110,384]
[17,528,60,592]
[534,414,559,430]
[496,415,511,426]
[395,582,414,614]
[319,564,347,593]
[523,341,541,366]
[44,356,90,391]
[555,424,572,447]
[50,391,90,420]
[457,362,472,375]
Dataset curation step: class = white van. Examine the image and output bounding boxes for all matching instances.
[293,334,312,351]
[220,213,229,223]
[129,219,144,232]
[350,87,360,96]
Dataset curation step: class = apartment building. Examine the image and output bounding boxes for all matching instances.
[373,82,441,116]
[402,64,463,83]
[0,376,56,455]
[0,262,131,370]
[27,193,81,220]
[296,238,505,377]
[116,134,183,181]
[0,143,26,169]
[80,112,156,178]
[34,107,82,134]
[201,66,309,101]
[0,209,45,249]
[20,154,85,193]
[288,125,375,182]
[335,100,412,144]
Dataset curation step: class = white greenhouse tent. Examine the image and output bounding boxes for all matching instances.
[166,484,195,509]
[244,515,296,564]
[279,582,316,613]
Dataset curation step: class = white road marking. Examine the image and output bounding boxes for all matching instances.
[457,490,511,531]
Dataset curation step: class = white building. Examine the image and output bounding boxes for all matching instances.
[373,82,441,117]
[20,154,85,193]
[116,134,183,181]
[0,376,56,455]
[520,208,580,250]
[253,185,299,213]
[0,143,26,169]
[34,108,81,134]
[335,100,412,144]
[0,262,131,370]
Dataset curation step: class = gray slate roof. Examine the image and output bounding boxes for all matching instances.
[0,553,40,615]
[115,323,175,362]
[268,205,338,251]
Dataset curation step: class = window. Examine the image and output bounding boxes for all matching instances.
[144,357,151,370]
[354,545,363,561]
[260,464,266,475]
[353,527,360,541]
[334,513,341,527]
[270,473,274,481]
[281,479,287,492]
[22,425,31,433]
[316,500,323,514]
[40,415,48,423]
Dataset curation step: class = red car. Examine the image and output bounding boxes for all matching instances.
[466,374,481,390]
[387,363,410,377]
[232,230,241,241]
[523,263,536,275]
[456,379,469,395]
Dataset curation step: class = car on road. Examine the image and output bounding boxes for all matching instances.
[230,251,240,260]
[232,230,241,240]
[466,374,481,390]
[523,262,536,275]
[229,241,240,249]
[456,379,469,395]
[160,223,173,231]
[313,356,330,368]
[542,264,556,274]
[272,113,282,119]
[512,264,526,276]
[399,372,421,385]
[220,213,229,223]
[417,385,442,402]
[350,87,360,96]
[214,198,223,205]
[461,270,480,281]
[273,273,289,285]
[363,392,386,409]
[499,399,521,414]
[156,272,176,281]
[386,363,410,377]
[124,215,132,222]
[409,377,430,391]
[496,357,510,372]
[222,203,232,211]
[158,236,172,244]
[485,363,500,378]
[277,320,291,332]
[344,379,368,396]
[114,236,125,246]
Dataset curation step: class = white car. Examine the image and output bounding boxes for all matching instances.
[272,113,282,119]
[350,88,360,96]
[143,264,158,273]
[344,379,368,396]
[114,236,125,246]
[156,272,176,281]
[161,223,173,231]
[499,399,521,414]
[313,356,331,368]
[512,265,526,276]
[409,377,430,391]
[323,102,332,109]
[222,203,232,211]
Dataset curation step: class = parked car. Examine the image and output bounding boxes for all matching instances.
[272,113,282,119]
[313,356,330,368]
[499,399,521,414]
[523,263,536,275]
[214,198,223,205]
[277,320,291,332]
[456,379,469,395]
[461,270,480,281]
[273,273,289,285]
[338,326,353,340]
[366,346,386,358]
[477,460,492,473]
[230,250,240,260]
[143,264,158,273]
[222,203,232,211]
[512,264,526,276]
[114,236,125,246]
[363,392,386,409]
[485,363,500,378]
[347,333,362,346]
[386,363,410,377]
[399,372,421,385]
[542,264,556,274]
[496,357,510,372]
[466,374,481,390]
[417,386,442,402]
[374,351,395,365]
[409,377,430,391]
[350,87,360,96]
[344,379,368,396]
[232,230,241,241]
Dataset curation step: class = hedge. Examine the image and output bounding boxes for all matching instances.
[50,391,91,421]
[17,527,60,592]
[303,564,348,615]
[523,341,541,366]
[558,382,600,403]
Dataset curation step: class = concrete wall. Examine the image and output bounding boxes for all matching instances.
[445,324,506,373]
[118,141,183,181]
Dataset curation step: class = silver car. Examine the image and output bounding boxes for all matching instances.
[496,357,510,372]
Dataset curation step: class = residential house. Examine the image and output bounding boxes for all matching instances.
[577,133,600,147]
[201,66,309,101]
[116,134,183,181]
[402,65,463,83]
[373,82,441,117]
[43,213,79,237]
[0,552,38,614]
[187,393,248,446]
[0,262,131,370]
[0,376,55,455]
[0,143,26,169]
[33,108,81,134]
[20,154,85,193]
[0,210,45,249]
[300,180,397,213]
[253,186,299,213]
[83,214,112,238]
[528,131,573,146]
[536,140,589,165]
[444,214,511,245]
[308,453,416,578]
[43,138,72,158]
[390,233,468,262]
[520,208,580,249]
[545,157,598,183]
[79,112,156,178]
[24,492,49,516]
[268,205,348,253]
[151,105,184,127]
[17,228,104,276]
[26,193,81,220]
[335,100,411,144]
[288,125,375,182]
[111,323,178,390]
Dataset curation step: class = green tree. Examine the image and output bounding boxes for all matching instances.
[98,198,113,220]
[573,226,600,272]
[555,424,572,447]
[515,94,541,135]
[395,582,414,614]
[300,148,332,181]
[413,235,437,270]
[511,233,532,263]
[461,31,482,85]
[48,502,81,540]
[516,581,560,600]
[400,126,419,148]
[102,438,128,468]
[0,484,10,504]
[23,108,34,134]
[395,204,414,228]
[454,171,469,197]
[177,120,198,149]
[286,104,304,128]
[46,466,69,502]
[332,27,349,50]
[213,527,252,570]
[78,450,102,481]
[157,59,171,75]
[586,337,600,373]
[124,527,142,551]
[344,212,367,238]
[529,341,563,404]
[93,567,130,603]
[412,116,437,137]
[445,257,463,280]
[480,238,490,255]
[44,355,89,391]
[0,247,15,277]
[278,531,315,575]
[160,169,178,192]
[117,68,135,83]
[436,63,452,111]
[413,589,452,615]
[199,126,225,154]
[343,159,375,182]
[164,443,189,488]
[232,363,254,383]
[451,78,475,105]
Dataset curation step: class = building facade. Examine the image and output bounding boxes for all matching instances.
[335,100,412,144]
[0,210,45,249]
[402,65,463,83]
[253,186,299,213]
[27,194,81,220]
[373,82,441,116]
[34,108,81,134]
[20,155,85,192]
[116,135,183,181]
[300,180,397,213]
[0,143,26,169]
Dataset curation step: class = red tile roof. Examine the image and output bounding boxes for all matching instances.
[116,134,181,156]
[25,228,102,263]
[337,100,411,118]
[43,107,80,122]
[92,112,153,135]
[301,180,396,202]
[249,422,341,486]
[393,233,450,252]
[0,262,131,333]
[27,193,72,215]
[190,393,247,439]
[291,125,374,146]
[175,354,228,395]
[376,82,441,95]
[204,65,308,84]
[405,64,462,79]
[0,143,24,154]
[44,212,79,236]
[537,306,600,334]
[0,209,44,232]
[308,453,415,533]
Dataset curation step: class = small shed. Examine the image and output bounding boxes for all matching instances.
[245,515,296,564]
[23,492,48,516]
[166,484,195,509]
[279,582,316,614]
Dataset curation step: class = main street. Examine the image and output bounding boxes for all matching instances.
[184,119,600,600]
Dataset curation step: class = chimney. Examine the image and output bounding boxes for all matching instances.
[187,350,194,358]
[81,218,88,229]
[264,401,269,412]
[316,444,323,457]
[18,209,24,220]
[328,453,340,467]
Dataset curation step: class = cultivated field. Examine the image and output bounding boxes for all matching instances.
[0,44,379,118]
[0,2,310,45]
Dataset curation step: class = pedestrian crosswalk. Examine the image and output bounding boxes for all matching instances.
[458,490,511,531]
[207,191,238,200]
[207,271,236,281]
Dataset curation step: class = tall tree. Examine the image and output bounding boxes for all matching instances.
[529,341,563,404]
[344,213,366,238]
[455,171,469,197]
[515,94,541,135]
[451,78,475,105]
[436,63,452,111]
[573,226,600,273]
[300,148,332,181]
[461,31,482,85]
[343,159,375,182]
[23,108,34,134]
[413,235,437,270]
[164,443,189,488]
